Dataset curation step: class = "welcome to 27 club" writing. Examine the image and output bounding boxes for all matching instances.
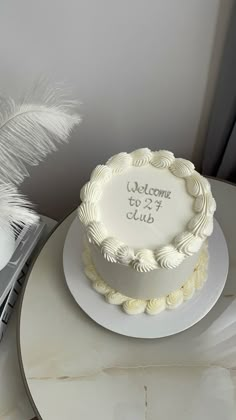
[126,196,162,224]
[125,180,172,224]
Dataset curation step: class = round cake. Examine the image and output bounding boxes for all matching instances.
[78,148,216,315]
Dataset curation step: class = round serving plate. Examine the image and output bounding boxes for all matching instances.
[63,218,229,339]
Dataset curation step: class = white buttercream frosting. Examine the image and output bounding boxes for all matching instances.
[194,193,216,214]
[194,270,206,289]
[208,196,217,214]
[84,264,98,282]
[169,158,195,178]
[87,221,107,245]
[90,165,112,184]
[132,249,158,272]
[150,150,175,168]
[186,171,211,197]
[82,243,209,315]
[92,279,112,295]
[194,194,205,212]
[106,152,132,173]
[116,245,135,265]
[82,248,92,266]
[123,299,147,315]
[77,202,99,226]
[80,181,102,202]
[166,289,184,309]
[188,214,213,238]
[155,245,185,269]
[101,237,123,262]
[194,243,208,289]
[130,148,153,167]
[174,232,203,256]
[146,297,166,315]
[78,148,216,271]
[182,277,195,300]
[105,291,128,305]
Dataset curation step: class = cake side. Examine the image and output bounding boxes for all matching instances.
[89,239,202,299]
[82,239,209,315]
[98,165,194,249]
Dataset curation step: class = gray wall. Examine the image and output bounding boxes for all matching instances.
[0,1,232,219]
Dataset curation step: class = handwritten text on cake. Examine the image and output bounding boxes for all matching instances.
[126,181,172,224]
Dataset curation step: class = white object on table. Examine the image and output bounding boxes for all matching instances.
[18,179,236,420]
[0,220,46,342]
[0,224,15,271]
[63,217,228,338]
[0,216,57,420]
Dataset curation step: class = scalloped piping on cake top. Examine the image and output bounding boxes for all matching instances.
[78,148,216,272]
[82,242,209,315]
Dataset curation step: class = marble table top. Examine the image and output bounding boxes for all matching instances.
[18,179,236,419]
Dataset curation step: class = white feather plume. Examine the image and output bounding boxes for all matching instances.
[0,80,81,185]
[0,80,81,229]
[0,183,39,232]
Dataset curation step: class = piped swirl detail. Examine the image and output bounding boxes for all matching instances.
[77,202,99,226]
[101,237,123,263]
[87,221,107,245]
[186,171,211,197]
[106,152,132,173]
[150,150,175,168]
[82,244,209,315]
[80,181,102,202]
[169,158,195,178]
[131,249,158,272]
[130,148,153,167]
[155,245,185,269]
[90,165,112,184]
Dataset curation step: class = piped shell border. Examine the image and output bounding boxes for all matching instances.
[78,148,216,272]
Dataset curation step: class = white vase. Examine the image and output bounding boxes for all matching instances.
[0,224,15,271]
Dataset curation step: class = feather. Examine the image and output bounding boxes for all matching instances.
[0,80,81,185]
[0,183,39,233]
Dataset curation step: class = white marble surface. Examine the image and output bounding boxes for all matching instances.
[0,306,35,420]
[0,216,56,420]
[19,179,236,419]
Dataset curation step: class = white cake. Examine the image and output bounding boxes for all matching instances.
[78,148,216,315]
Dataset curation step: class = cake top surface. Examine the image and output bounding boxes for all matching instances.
[99,165,194,249]
[78,148,216,272]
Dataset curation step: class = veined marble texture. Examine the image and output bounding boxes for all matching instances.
[0,216,56,420]
[18,179,236,420]
[27,367,235,420]
[0,306,34,420]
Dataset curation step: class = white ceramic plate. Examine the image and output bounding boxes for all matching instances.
[63,218,229,339]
